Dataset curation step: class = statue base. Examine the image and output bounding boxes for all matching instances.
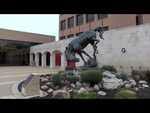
[65,60,79,76]
[84,58,97,68]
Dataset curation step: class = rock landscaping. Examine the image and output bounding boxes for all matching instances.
[29,65,150,99]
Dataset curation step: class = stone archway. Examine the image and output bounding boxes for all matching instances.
[38,52,42,66]
[46,52,51,66]
[42,51,51,67]
[30,53,35,66]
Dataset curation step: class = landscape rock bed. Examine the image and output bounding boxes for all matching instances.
[37,66,150,99]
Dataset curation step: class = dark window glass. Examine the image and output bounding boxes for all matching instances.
[60,20,66,31]
[76,14,84,26]
[86,14,95,23]
[68,17,74,28]
[67,34,74,38]
[97,14,108,19]
[136,15,143,25]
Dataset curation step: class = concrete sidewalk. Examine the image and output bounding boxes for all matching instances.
[0,66,62,98]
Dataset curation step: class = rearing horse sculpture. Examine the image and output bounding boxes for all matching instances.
[65,28,104,67]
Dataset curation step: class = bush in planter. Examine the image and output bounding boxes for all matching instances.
[52,74,65,86]
[80,69,102,86]
[131,70,148,81]
[66,76,80,83]
[73,92,97,99]
[101,65,117,73]
[146,70,150,82]
[114,88,137,99]
[116,73,128,81]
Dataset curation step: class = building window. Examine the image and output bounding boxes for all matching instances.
[68,16,74,28]
[60,20,66,31]
[67,34,74,38]
[136,15,143,25]
[76,32,83,36]
[76,14,84,26]
[97,14,108,19]
[86,14,95,23]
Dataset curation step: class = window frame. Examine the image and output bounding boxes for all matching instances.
[68,16,74,28]
[60,20,66,31]
[76,14,84,26]
[86,14,95,23]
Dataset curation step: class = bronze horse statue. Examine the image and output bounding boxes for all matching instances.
[65,28,104,67]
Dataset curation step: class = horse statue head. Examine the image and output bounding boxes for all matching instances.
[94,27,104,40]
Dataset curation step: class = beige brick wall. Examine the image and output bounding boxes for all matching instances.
[0,28,55,43]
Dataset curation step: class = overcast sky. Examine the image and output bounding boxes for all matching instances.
[0,14,59,40]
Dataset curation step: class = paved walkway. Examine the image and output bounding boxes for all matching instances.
[0,66,63,98]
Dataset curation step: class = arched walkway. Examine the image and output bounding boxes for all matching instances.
[38,52,42,66]
[46,52,51,66]
[30,53,35,66]
[42,51,51,67]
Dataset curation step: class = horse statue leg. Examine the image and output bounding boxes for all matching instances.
[80,50,97,67]
[78,52,88,65]
[81,50,93,59]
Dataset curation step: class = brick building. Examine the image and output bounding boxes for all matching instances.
[0,28,55,66]
[59,14,150,40]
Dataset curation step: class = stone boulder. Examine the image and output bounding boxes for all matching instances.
[142,84,149,88]
[52,90,70,99]
[47,88,54,94]
[129,79,136,86]
[70,83,75,88]
[93,85,99,91]
[40,90,48,97]
[97,91,106,96]
[40,77,49,82]
[139,80,148,84]
[102,77,123,90]
[46,82,52,86]
[102,71,116,78]
[125,84,132,88]
[76,81,82,89]
[78,87,88,94]
[138,80,149,89]
[82,83,90,88]
[41,85,49,91]
[102,71,124,90]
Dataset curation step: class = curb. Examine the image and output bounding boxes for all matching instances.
[11,80,25,98]
[11,79,41,99]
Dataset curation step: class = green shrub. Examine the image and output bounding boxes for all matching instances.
[66,76,79,83]
[146,70,150,82]
[80,69,102,86]
[58,71,66,76]
[114,89,137,99]
[73,92,97,99]
[101,65,117,73]
[52,74,65,86]
[116,73,128,81]
[131,70,148,81]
